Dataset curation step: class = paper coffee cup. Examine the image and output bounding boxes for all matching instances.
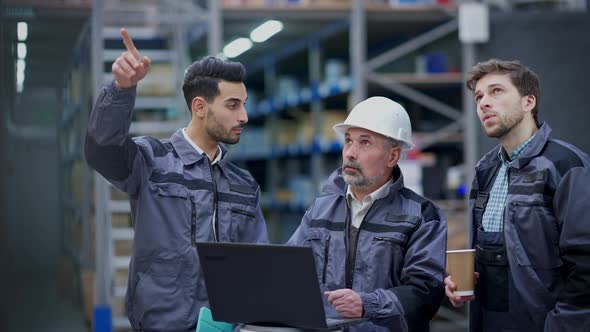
[446,249,476,296]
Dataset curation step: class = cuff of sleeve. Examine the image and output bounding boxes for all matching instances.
[106,80,137,104]
[359,292,379,318]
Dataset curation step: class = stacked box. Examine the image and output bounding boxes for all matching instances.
[319,110,347,145]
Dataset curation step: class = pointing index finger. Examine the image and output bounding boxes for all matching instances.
[120,28,140,60]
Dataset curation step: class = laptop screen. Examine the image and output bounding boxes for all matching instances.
[196,242,329,330]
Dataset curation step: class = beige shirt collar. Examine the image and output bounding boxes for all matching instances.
[346,177,392,228]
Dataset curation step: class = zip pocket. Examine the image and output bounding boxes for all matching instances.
[153,184,190,199]
[322,234,331,284]
[511,200,551,207]
[373,236,406,247]
[230,207,256,218]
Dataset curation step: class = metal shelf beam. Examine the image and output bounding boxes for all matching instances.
[366,19,458,72]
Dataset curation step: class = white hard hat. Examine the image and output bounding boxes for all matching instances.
[333,96,414,150]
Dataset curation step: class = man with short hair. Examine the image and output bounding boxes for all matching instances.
[288,96,447,331]
[85,29,268,331]
[445,59,590,331]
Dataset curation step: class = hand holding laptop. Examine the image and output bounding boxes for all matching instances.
[324,289,363,318]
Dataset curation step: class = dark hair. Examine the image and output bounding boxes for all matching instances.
[466,59,540,126]
[182,56,247,113]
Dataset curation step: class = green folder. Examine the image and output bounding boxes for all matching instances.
[196,306,234,332]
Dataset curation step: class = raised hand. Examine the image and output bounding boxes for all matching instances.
[112,28,151,89]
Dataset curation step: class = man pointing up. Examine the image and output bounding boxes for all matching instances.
[85,29,268,331]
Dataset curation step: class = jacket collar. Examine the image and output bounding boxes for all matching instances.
[170,128,229,166]
[476,122,551,171]
[511,122,551,169]
[321,164,405,198]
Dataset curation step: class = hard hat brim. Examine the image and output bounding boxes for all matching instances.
[332,123,414,150]
[332,122,350,137]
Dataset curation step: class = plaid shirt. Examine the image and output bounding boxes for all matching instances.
[482,135,535,232]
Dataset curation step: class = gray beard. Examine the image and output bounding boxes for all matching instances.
[343,173,379,188]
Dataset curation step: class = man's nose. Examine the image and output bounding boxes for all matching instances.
[479,94,492,110]
[344,144,357,160]
[238,106,248,123]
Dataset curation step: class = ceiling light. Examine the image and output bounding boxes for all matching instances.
[17,59,26,73]
[250,20,283,43]
[223,38,252,58]
[17,22,28,41]
[16,59,25,93]
[17,69,25,84]
[17,43,27,59]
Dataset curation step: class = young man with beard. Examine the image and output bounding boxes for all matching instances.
[287,96,448,331]
[445,59,590,331]
[85,29,268,331]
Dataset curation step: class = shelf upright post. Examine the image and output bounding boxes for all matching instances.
[172,22,191,125]
[57,82,66,265]
[79,26,92,269]
[91,0,113,331]
[208,0,222,56]
[458,0,489,221]
[264,64,279,215]
[462,44,477,211]
[459,2,491,322]
[350,0,366,105]
[309,42,324,193]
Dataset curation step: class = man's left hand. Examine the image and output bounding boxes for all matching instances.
[324,289,363,318]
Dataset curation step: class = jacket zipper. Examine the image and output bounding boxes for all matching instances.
[345,203,376,289]
[322,234,331,284]
[349,214,365,288]
[190,195,196,247]
[207,160,219,242]
[344,203,352,288]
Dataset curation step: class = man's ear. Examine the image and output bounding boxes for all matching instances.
[386,146,401,168]
[191,97,208,118]
[523,94,536,113]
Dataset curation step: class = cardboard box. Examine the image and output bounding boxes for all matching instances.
[115,269,129,288]
[112,213,131,228]
[114,239,133,257]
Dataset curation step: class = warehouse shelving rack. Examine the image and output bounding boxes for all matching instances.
[216,1,472,245]
[215,1,473,328]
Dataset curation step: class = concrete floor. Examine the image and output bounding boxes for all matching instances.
[1,264,88,332]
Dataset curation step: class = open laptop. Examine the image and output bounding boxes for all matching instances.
[196,242,366,331]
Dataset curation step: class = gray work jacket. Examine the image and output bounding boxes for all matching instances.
[85,81,268,331]
[287,167,447,332]
[469,123,590,332]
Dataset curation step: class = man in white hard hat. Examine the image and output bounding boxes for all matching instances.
[287,96,448,331]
